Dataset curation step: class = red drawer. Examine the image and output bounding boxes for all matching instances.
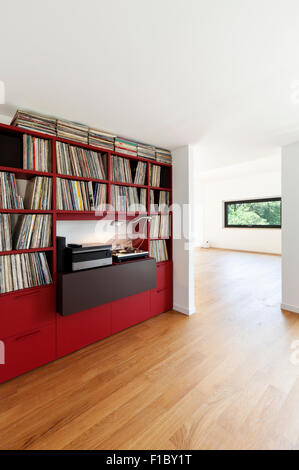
[0,286,55,339]
[111,291,150,334]
[150,287,173,316]
[0,323,56,384]
[57,303,111,357]
[156,262,172,290]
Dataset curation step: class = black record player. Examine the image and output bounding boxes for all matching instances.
[113,247,149,262]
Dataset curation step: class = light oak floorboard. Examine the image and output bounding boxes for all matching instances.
[1,248,299,450]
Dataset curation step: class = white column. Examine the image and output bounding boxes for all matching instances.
[172,145,195,316]
[281,142,299,313]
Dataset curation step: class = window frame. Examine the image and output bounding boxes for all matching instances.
[224,197,282,229]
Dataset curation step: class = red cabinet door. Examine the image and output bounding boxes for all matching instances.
[0,323,56,384]
[57,303,111,358]
[0,286,55,339]
[150,287,173,317]
[111,291,150,335]
[156,261,172,290]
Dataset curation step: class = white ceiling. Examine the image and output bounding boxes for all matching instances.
[1,0,299,170]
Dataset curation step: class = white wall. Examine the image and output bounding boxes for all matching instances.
[172,145,195,316]
[194,156,281,254]
[281,142,299,313]
[0,114,11,125]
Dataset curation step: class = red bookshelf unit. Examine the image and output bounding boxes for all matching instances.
[0,123,173,384]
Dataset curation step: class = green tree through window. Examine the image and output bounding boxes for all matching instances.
[225,198,281,228]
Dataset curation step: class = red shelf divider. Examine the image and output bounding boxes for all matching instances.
[0,247,54,256]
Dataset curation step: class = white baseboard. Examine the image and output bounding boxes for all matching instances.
[173,303,196,316]
[281,303,299,314]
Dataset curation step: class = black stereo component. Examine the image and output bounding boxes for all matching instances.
[65,243,113,271]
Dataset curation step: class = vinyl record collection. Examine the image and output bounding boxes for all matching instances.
[56,178,89,210]
[89,128,115,150]
[11,110,56,136]
[133,161,147,185]
[150,190,170,212]
[115,138,138,157]
[150,215,160,238]
[159,215,171,238]
[111,155,133,183]
[57,119,88,144]
[0,172,23,209]
[0,214,12,251]
[56,178,106,211]
[137,144,156,161]
[149,165,161,187]
[111,185,147,212]
[0,252,52,293]
[91,183,107,211]
[23,135,51,172]
[56,142,106,179]
[150,240,169,262]
[11,110,172,165]
[14,215,52,250]
[150,214,170,238]
[24,176,52,210]
[155,148,172,164]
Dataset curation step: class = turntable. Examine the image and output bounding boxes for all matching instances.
[113,247,149,262]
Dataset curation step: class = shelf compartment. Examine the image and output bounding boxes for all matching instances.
[56,141,108,181]
[0,250,53,297]
[149,163,171,189]
[0,131,23,170]
[56,177,107,212]
[111,155,148,186]
[149,238,171,263]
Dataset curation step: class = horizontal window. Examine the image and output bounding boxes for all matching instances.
[224,198,281,228]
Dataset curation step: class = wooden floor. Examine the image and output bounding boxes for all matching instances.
[1,248,299,450]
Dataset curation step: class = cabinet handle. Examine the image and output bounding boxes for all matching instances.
[15,330,41,341]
